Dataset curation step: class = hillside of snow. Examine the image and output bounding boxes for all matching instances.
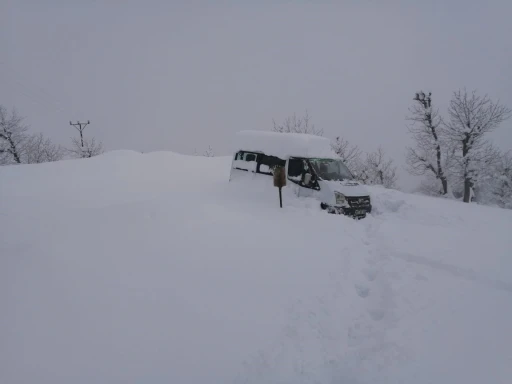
[1,150,512,384]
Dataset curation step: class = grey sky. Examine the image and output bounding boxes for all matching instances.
[2,0,511,190]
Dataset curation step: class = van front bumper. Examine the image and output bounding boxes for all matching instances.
[321,197,372,218]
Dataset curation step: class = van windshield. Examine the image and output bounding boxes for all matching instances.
[309,158,353,181]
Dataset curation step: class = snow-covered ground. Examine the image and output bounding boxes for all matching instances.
[1,150,511,384]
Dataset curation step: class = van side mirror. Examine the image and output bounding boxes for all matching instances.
[304,173,312,185]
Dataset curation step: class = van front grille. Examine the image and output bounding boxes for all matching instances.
[347,196,371,208]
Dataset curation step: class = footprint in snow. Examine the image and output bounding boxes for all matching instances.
[415,273,428,281]
[368,308,386,321]
[355,283,370,298]
[363,267,379,282]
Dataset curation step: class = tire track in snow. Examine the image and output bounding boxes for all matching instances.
[390,250,512,294]
[370,189,512,294]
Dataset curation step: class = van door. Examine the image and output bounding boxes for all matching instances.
[286,157,320,197]
[232,151,259,172]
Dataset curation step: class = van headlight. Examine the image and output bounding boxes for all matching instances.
[335,192,346,205]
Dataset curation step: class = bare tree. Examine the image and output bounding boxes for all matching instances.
[405,91,450,194]
[203,145,214,157]
[358,147,398,188]
[444,89,511,202]
[1,105,66,165]
[414,175,447,196]
[25,133,64,164]
[330,136,362,172]
[67,136,104,159]
[0,105,29,165]
[489,150,512,209]
[272,110,323,136]
[462,143,503,202]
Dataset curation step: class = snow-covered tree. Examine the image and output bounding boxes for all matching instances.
[490,151,512,209]
[272,110,323,136]
[1,105,65,165]
[406,91,451,195]
[357,147,398,188]
[444,89,511,202]
[25,133,64,164]
[0,105,29,165]
[204,145,214,157]
[330,136,362,172]
[471,149,512,208]
[67,136,104,159]
[414,175,448,197]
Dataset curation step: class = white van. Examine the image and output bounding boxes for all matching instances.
[229,130,372,218]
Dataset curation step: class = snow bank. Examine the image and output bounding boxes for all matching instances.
[0,150,232,209]
[232,130,337,159]
[1,152,512,384]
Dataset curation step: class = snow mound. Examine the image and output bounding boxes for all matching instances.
[369,186,409,214]
[1,152,512,384]
[98,149,143,157]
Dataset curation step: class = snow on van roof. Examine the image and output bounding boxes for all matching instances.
[233,130,337,159]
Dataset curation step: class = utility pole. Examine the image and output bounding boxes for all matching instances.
[69,120,90,147]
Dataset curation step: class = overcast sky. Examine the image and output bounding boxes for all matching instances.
[2,0,511,190]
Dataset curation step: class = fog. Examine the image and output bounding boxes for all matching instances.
[2,0,511,190]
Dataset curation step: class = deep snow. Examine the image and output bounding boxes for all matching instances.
[1,150,512,384]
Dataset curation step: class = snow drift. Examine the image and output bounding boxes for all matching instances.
[1,150,511,384]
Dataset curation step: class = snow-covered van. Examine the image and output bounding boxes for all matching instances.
[229,130,372,218]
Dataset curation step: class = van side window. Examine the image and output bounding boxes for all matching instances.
[258,155,286,175]
[235,151,258,162]
[288,158,304,178]
[233,151,259,172]
[287,158,318,189]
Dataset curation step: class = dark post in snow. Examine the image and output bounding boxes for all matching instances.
[69,120,90,147]
[273,166,287,208]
